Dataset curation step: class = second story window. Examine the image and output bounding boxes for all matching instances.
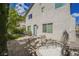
[41,6,45,12]
[28,14,32,19]
[55,3,65,9]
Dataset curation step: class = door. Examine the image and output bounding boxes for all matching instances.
[33,25,38,36]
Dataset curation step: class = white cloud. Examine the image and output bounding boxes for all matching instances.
[72,13,79,17]
[15,3,26,16]
[21,4,29,9]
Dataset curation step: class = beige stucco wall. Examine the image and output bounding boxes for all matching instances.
[25,3,76,42]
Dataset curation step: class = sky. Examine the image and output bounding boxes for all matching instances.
[10,3,79,24]
[70,3,79,14]
[10,3,16,9]
[76,17,79,24]
[10,3,32,16]
[70,3,79,24]
[10,3,32,9]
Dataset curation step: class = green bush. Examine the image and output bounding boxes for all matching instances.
[7,33,24,40]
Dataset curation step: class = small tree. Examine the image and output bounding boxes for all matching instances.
[7,8,26,40]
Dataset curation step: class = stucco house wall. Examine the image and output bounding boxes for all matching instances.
[25,3,76,42]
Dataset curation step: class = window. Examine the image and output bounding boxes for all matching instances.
[28,14,32,19]
[43,24,47,32]
[55,3,65,8]
[43,23,53,33]
[41,6,45,12]
[27,26,31,31]
[47,23,53,33]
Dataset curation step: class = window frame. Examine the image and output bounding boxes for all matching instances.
[27,25,31,31]
[55,3,65,9]
[43,23,53,33]
[28,14,32,19]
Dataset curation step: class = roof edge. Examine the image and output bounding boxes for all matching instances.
[25,3,34,17]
